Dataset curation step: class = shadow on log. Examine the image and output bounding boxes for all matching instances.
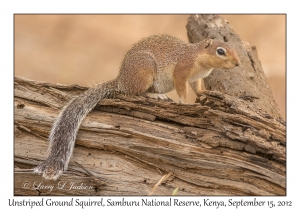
[14,15,286,196]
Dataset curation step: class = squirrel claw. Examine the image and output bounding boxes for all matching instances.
[145,93,173,101]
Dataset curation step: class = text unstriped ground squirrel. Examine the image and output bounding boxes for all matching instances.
[34,34,240,180]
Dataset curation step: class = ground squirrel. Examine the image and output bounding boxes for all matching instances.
[34,34,240,180]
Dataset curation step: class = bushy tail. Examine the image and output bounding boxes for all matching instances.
[34,80,116,180]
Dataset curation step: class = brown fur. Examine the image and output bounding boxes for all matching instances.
[34,34,240,180]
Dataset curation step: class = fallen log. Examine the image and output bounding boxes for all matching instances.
[14,76,285,195]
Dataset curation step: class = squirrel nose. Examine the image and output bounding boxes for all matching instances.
[235,60,241,67]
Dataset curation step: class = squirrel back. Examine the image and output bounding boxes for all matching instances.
[34,34,240,180]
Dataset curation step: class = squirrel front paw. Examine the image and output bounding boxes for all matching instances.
[34,160,64,180]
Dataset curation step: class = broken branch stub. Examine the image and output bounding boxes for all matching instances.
[186,14,283,120]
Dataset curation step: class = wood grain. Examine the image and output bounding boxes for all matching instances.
[14,76,285,196]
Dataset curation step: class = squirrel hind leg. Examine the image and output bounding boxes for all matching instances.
[118,51,156,95]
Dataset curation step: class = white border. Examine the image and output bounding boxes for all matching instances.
[1,0,297,209]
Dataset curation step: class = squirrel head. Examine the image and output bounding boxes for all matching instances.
[198,39,241,69]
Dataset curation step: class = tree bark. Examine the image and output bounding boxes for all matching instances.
[14,15,285,196]
[14,76,285,196]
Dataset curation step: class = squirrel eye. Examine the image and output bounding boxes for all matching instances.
[217,48,225,56]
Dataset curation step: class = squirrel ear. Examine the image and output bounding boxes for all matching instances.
[204,39,213,49]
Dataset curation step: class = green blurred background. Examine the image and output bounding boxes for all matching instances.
[14,15,286,119]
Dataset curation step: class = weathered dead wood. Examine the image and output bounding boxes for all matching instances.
[14,76,285,196]
[186,15,283,120]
